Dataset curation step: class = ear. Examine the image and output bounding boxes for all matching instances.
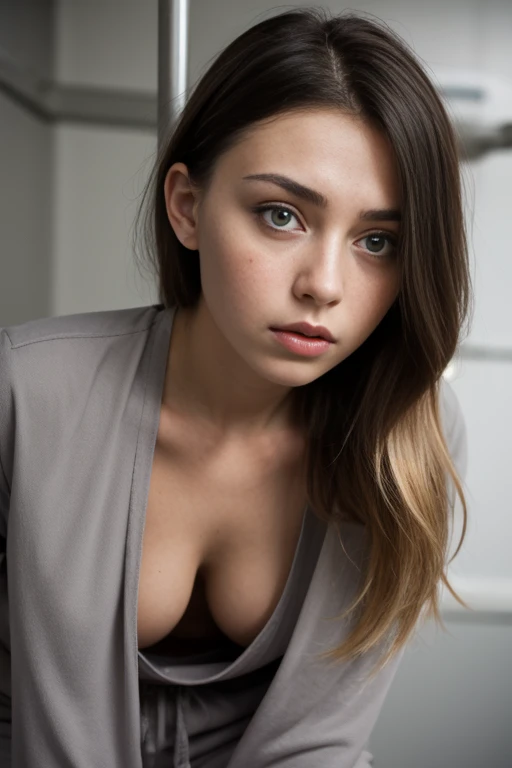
[163,162,201,250]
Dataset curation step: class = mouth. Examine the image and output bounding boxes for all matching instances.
[269,327,334,357]
[270,323,336,343]
[278,330,325,340]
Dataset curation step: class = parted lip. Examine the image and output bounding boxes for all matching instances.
[271,322,335,343]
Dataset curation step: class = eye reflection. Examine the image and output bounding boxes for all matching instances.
[365,235,387,253]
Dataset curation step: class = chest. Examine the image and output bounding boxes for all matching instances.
[136,418,307,655]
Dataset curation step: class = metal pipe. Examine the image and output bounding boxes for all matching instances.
[457,343,512,364]
[440,577,512,625]
[158,0,190,153]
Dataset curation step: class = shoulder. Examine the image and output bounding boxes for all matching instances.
[0,303,167,456]
[0,304,170,492]
[438,375,464,433]
[0,303,165,388]
[438,375,466,446]
[438,375,468,480]
[2,304,162,350]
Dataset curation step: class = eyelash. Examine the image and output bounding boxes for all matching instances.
[251,203,398,259]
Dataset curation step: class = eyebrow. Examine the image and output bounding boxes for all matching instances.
[242,173,401,222]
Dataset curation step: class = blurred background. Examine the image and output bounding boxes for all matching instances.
[1,1,511,766]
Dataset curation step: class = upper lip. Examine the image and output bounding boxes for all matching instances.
[271,322,336,342]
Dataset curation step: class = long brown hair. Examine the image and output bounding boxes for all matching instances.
[134,7,472,677]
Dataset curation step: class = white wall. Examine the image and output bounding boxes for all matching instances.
[52,0,159,315]
[47,1,512,765]
[52,122,157,314]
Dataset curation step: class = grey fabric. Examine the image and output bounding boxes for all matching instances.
[0,304,468,767]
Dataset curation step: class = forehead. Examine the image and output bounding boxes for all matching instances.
[214,108,401,209]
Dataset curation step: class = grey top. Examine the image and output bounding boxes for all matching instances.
[0,304,468,767]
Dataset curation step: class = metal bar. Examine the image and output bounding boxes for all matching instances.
[441,610,512,625]
[3,38,512,163]
[158,0,190,152]
[440,578,512,625]
[0,45,52,121]
[45,84,156,130]
[458,343,512,363]
[0,42,156,129]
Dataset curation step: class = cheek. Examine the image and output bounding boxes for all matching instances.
[198,228,269,319]
[201,218,281,301]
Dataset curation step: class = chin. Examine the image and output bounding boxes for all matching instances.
[255,360,328,389]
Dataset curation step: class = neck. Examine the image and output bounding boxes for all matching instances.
[162,299,297,439]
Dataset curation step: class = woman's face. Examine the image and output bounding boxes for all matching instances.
[165,108,401,390]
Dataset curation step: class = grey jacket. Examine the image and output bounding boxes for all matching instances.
[0,304,468,767]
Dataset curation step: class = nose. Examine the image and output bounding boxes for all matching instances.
[292,235,344,307]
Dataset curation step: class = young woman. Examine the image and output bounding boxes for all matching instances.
[0,7,471,768]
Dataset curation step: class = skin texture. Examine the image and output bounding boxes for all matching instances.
[162,108,402,440]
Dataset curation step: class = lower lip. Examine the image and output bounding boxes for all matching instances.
[270,329,333,357]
